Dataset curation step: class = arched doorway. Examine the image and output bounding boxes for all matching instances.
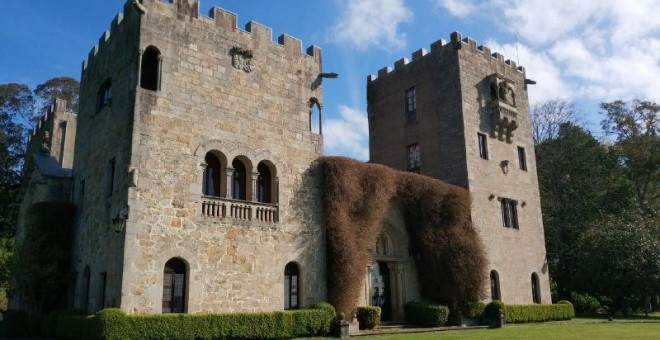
[163,258,187,313]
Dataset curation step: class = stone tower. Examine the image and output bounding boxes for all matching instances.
[71,0,326,313]
[367,32,551,304]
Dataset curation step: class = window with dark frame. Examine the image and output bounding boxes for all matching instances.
[163,258,187,313]
[490,270,501,300]
[405,87,417,123]
[97,79,112,112]
[284,262,300,310]
[140,46,161,91]
[531,273,541,303]
[500,198,519,229]
[518,146,527,171]
[203,152,222,197]
[99,272,107,310]
[107,158,116,198]
[257,162,273,203]
[231,158,247,200]
[406,143,421,173]
[478,133,488,159]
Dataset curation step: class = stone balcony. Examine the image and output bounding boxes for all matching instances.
[490,99,519,143]
[201,196,279,223]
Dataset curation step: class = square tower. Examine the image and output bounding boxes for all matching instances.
[368,32,550,304]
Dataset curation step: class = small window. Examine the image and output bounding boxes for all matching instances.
[257,161,273,203]
[500,198,519,229]
[58,122,67,165]
[405,87,417,123]
[141,46,161,91]
[406,143,420,173]
[203,153,222,197]
[163,258,187,313]
[99,272,107,310]
[490,270,501,300]
[83,266,91,313]
[79,179,85,213]
[531,273,541,304]
[97,79,112,112]
[232,158,247,200]
[478,133,488,160]
[518,146,527,171]
[284,262,300,309]
[107,158,116,198]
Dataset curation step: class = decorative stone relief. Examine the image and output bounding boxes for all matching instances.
[231,47,253,73]
[488,73,518,143]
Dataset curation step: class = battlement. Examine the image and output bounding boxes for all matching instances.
[82,0,320,72]
[368,31,525,83]
[30,99,76,139]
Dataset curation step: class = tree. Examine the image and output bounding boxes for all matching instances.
[601,100,660,214]
[573,212,660,313]
[536,123,637,299]
[34,77,80,113]
[0,83,35,128]
[531,99,581,145]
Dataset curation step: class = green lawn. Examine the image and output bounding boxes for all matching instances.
[299,317,660,340]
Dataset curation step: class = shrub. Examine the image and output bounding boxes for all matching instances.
[462,302,486,319]
[483,300,505,319]
[571,292,601,313]
[504,304,575,323]
[57,305,336,340]
[0,310,31,337]
[404,302,450,327]
[356,306,381,330]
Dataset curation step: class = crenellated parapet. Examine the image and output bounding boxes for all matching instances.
[368,31,525,83]
[81,0,321,73]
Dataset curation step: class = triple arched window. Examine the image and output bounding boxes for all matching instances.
[202,151,277,204]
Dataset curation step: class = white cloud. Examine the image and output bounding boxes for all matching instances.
[443,0,660,103]
[328,0,412,51]
[434,0,477,18]
[323,105,369,160]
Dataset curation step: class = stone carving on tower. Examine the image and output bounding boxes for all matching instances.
[488,73,518,143]
[231,47,253,73]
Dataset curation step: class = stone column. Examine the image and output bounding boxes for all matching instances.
[251,172,259,202]
[225,168,234,199]
[274,176,280,204]
[157,54,164,91]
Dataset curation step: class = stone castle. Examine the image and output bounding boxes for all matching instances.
[14,0,550,317]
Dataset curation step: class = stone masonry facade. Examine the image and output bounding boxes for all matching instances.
[14,0,552,316]
[368,32,551,304]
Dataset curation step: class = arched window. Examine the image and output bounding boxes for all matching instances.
[375,233,390,256]
[490,270,501,301]
[531,273,541,304]
[141,46,161,91]
[256,161,273,203]
[232,158,247,200]
[83,266,91,313]
[309,97,322,134]
[284,262,300,310]
[203,152,222,197]
[163,258,187,313]
[97,78,112,113]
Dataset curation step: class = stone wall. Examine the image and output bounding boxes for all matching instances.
[368,32,551,304]
[118,0,326,313]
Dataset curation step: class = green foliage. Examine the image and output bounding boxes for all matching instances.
[504,303,575,323]
[571,292,601,313]
[34,77,80,112]
[0,309,35,337]
[462,301,486,319]
[483,300,505,319]
[356,306,381,330]
[11,202,76,315]
[320,157,487,315]
[404,302,450,327]
[60,305,335,340]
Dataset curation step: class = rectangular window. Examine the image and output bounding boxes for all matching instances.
[107,158,116,198]
[79,179,86,213]
[405,87,417,123]
[97,79,112,113]
[99,272,107,310]
[59,122,67,165]
[478,133,488,159]
[406,143,421,173]
[501,198,519,229]
[518,146,527,171]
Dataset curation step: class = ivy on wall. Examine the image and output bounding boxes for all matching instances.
[319,157,487,315]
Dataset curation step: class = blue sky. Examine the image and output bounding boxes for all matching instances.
[1,0,658,160]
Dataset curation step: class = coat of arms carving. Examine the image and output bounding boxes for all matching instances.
[231,47,253,73]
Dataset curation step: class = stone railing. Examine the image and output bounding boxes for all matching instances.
[201,196,278,223]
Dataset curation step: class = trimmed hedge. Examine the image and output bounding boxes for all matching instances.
[356,306,381,330]
[0,309,35,337]
[484,300,505,319]
[55,303,335,340]
[504,303,575,323]
[462,302,486,319]
[404,302,449,327]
